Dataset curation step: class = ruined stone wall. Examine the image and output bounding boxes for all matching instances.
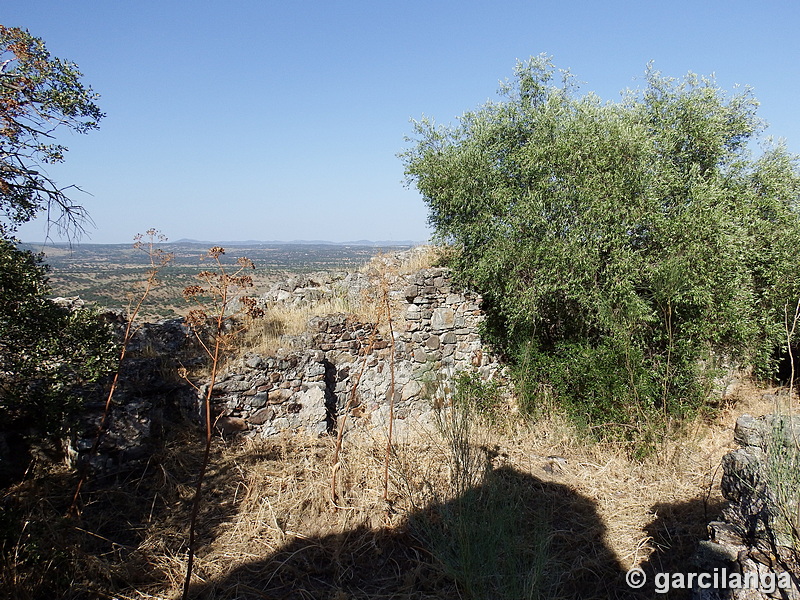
[695,410,800,599]
[210,266,503,438]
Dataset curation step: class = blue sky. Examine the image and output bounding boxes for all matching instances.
[6,0,800,244]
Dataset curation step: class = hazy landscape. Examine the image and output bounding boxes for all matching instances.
[21,241,414,318]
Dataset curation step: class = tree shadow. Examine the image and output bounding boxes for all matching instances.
[187,464,651,600]
[0,421,249,599]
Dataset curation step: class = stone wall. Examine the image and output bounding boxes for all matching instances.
[695,409,800,599]
[75,316,199,472]
[208,265,503,438]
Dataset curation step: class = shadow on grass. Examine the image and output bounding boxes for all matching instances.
[638,496,727,600]
[0,423,246,600]
[188,465,652,600]
[2,439,726,600]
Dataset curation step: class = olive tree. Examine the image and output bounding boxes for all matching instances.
[402,56,800,437]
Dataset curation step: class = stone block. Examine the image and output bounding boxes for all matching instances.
[248,406,275,425]
[247,392,269,409]
[431,307,455,330]
[216,416,247,434]
[268,389,291,404]
[413,348,429,363]
[214,379,251,393]
[734,414,765,447]
[402,380,422,401]
[245,355,264,369]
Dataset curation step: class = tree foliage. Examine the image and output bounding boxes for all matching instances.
[0,27,113,451]
[402,56,800,435]
[0,238,116,438]
[0,25,103,238]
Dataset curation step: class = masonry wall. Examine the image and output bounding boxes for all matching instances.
[209,266,503,438]
[694,410,800,599]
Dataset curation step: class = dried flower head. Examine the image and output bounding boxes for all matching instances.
[183,285,204,299]
[240,296,265,319]
[237,256,255,269]
[233,275,254,288]
[185,309,208,330]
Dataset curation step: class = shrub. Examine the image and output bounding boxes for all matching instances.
[764,413,800,553]
[0,239,117,443]
[402,56,800,438]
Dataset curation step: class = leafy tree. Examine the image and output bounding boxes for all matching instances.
[402,56,800,437]
[0,27,113,464]
[1,25,103,238]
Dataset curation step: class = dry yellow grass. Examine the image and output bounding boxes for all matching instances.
[1,380,784,599]
[238,245,446,357]
[37,381,766,599]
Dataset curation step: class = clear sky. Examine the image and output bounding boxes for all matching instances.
[6,0,800,244]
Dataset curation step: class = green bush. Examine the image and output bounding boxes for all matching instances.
[453,371,503,421]
[0,239,117,441]
[402,56,800,438]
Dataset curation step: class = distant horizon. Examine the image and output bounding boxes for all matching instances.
[7,1,800,246]
[18,237,429,248]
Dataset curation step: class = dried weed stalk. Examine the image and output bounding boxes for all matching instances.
[180,246,264,600]
[69,229,173,516]
[381,263,396,502]
[330,254,399,506]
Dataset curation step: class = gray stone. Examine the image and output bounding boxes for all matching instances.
[214,379,252,393]
[441,331,457,344]
[245,355,264,369]
[305,361,326,377]
[401,380,422,401]
[295,386,328,435]
[734,414,766,447]
[247,392,270,409]
[413,348,429,363]
[431,307,455,330]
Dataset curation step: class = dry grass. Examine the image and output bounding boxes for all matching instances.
[2,379,782,599]
[239,292,358,355]
[369,244,450,276]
